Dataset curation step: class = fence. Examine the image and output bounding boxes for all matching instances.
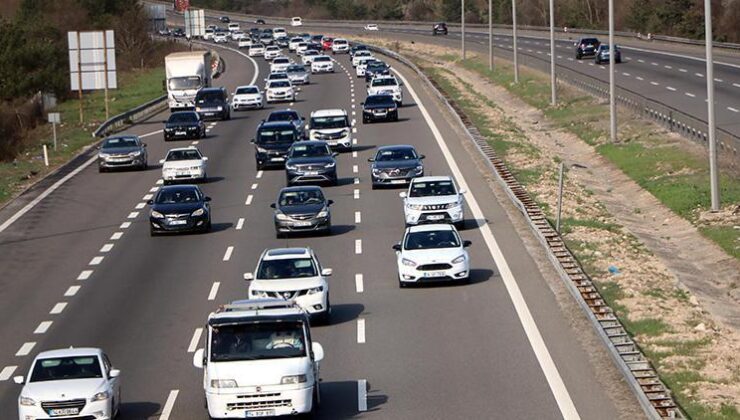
[92,95,167,138]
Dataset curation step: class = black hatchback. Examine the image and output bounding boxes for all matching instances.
[433,22,448,35]
[252,121,302,169]
[575,37,601,59]
[164,111,206,141]
[148,185,211,235]
[365,61,390,82]
[195,87,230,121]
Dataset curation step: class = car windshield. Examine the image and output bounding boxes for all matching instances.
[210,322,306,362]
[274,58,289,64]
[314,56,330,62]
[409,180,456,197]
[298,43,307,48]
[305,51,318,56]
[196,92,223,104]
[155,188,200,204]
[279,189,325,206]
[168,76,201,90]
[368,63,387,70]
[236,87,258,95]
[166,149,201,161]
[269,81,291,88]
[266,46,279,51]
[102,137,138,149]
[268,112,299,122]
[252,44,264,48]
[356,51,371,57]
[335,40,347,45]
[269,73,288,80]
[582,38,599,45]
[365,95,395,107]
[372,78,397,87]
[311,116,347,129]
[258,128,297,143]
[287,65,305,73]
[291,37,302,42]
[168,113,197,123]
[30,356,103,382]
[257,257,318,279]
[404,230,461,250]
[290,143,330,158]
[376,148,416,161]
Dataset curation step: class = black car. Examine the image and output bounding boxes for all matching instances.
[369,145,424,188]
[259,33,274,45]
[433,22,448,35]
[271,186,333,237]
[195,87,230,121]
[311,34,324,44]
[285,141,338,186]
[575,37,600,59]
[148,185,211,235]
[350,44,368,57]
[362,94,398,123]
[164,111,206,141]
[256,18,266,25]
[172,28,186,37]
[594,44,622,64]
[267,109,305,134]
[220,16,230,23]
[364,61,390,82]
[97,135,148,172]
[252,121,302,169]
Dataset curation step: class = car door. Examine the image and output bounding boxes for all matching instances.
[103,354,120,405]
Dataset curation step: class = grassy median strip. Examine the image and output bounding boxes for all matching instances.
[0,67,165,207]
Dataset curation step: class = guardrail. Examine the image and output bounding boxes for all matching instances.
[92,94,168,138]
[365,43,683,420]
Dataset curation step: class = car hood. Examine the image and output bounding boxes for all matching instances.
[163,160,204,169]
[251,277,325,292]
[364,102,396,110]
[311,128,347,135]
[279,203,325,215]
[369,86,400,94]
[22,378,108,401]
[287,157,334,166]
[208,357,311,386]
[402,247,463,263]
[373,160,420,170]
[151,202,203,214]
[405,195,460,205]
[268,87,292,93]
[100,146,141,155]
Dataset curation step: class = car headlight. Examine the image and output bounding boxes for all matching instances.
[275,212,289,220]
[191,208,205,217]
[217,106,223,111]
[281,374,307,384]
[372,168,381,175]
[401,258,417,267]
[98,153,110,158]
[317,209,329,218]
[286,164,297,170]
[188,126,198,130]
[129,150,142,157]
[211,379,238,388]
[256,147,268,153]
[191,165,203,171]
[407,204,423,210]
[91,391,110,402]
[195,107,202,112]
[307,286,324,294]
[324,161,336,168]
[414,165,423,174]
[341,129,349,137]
[19,396,36,406]
[151,210,164,219]
[452,254,466,264]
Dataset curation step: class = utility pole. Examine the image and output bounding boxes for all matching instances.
[462,0,466,60]
[704,0,720,210]
[609,0,617,142]
[489,0,493,71]
[549,0,556,105]
[512,0,519,83]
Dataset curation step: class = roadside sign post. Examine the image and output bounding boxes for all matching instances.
[48,112,61,151]
[76,31,83,124]
[609,0,617,142]
[556,162,564,233]
[488,0,493,71]
[704,0,720,211]
[42,145,49,167]
[461,0,466,60]
[512,0,519,83]
[68,30,117,124]
[549,0,556,105]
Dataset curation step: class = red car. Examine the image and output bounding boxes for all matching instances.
[321,37,333,51]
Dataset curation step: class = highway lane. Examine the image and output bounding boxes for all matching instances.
[0,40,638,418]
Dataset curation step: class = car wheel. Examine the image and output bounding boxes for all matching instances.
[204,220,212,233]
[371,183,378,190]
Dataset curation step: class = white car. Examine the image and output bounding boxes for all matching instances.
[231,30,246,41]
[394,224,471,287]
[273,27,287,39]
[193,299,324,418]
[302,50,321,66]
[367,74,403,105]
[355,56,374,77]
[264,45,282,60]
[204,28,214,40]
[365,24,379,31]
[311,55,334,73]
[266,80,296,103]
[331,38,349,54]
[352,50,373,67]
[264,72,290,89]
[160,146,209,184]
[245,247,331,322]
[232,85,264,110]
[270,56,292,73]
[248,43,265,56]
[238,38,252,49]
[296,42,309,55]
[289,36,303,51]
[308,109,351,150]
[286,64,310,85]
[228,22,240,32]
[15,348,121,420]
[291,17,303,26]
[213,32,229,43]
[400,176,465,227]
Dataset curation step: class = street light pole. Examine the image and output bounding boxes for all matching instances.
[609,0,617,142]
[704,0,720,210]
[512,0,519,83]
[462,0,466,60]
[489,0,493,71]
[549,0,556,105]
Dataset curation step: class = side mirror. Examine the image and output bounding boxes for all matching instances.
[146,199,153,205]
[162,120,168,124]
[270,203,276,208]
[459,189,467,194]
[321,268,333,276]
[392,243,402,252]
[143,143,148,148]
[399,191,407,198]
[193,348,205,369]
[250,139,256,144]
[243,272,254,281]
[367,157,375,162]
[327,199,334,206]
[419,154,425,159]
[202,156,209,161]
[360,102,364,105]
[463,240,472,247]
[332,152,339,157]
[312,342,324,362]
[13,376,24,385]
[109,369,121,378]
[204,196,212,202]
[158,159,165,164]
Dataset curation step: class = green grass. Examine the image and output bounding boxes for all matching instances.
[559,216,622,235]
[623,317,672,337]
[699,226,740,260]
[0,67,165,206]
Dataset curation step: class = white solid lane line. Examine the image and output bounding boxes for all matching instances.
[16,342,36,357]
[355,239,362,254]
[110,232,123,240]
[34,321,53,334]
[188,328,203,353]
[159,390,180,420]
[64,286,81,297]
[236,218,245,230]
[50,302,67,314]
[77,270,93,280]
[355,274,364,293]
[729,107,739,113]
[100,243,114,253]
[208,282,220,301]
[393,67,580,419]
[89,256,104,266]
[354,189,360,199]
[357,319,366,343]
[0,366,17,381]
[120,222,131,229]
[223,246,234,262]
[245,194,253,205]
[358,380,368,412]
[355,211,361,224]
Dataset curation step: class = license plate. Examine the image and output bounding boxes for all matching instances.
[427,215,444,221]
[391,179,406,184]
[246,409,274,417]
[168,219,187,225]
[175,131,186,135]
[293,221,312,226]
[327,141,338,146]
[271,157,284,161]
[176,171,190,177]
[305,171,319,175]
[49,408,80,416]
[424,271,446,278]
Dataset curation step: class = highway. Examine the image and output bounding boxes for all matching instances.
[0,40,639,418]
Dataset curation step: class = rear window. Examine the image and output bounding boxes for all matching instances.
[236,87,258,95]
[582,38,599,44]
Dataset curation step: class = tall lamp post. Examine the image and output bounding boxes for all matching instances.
[704,0,720,210]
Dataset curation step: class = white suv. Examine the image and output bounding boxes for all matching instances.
[193,299,324,418]
[310,56,334,73]
[352,50,373,67]
[264,45,282,60]
[400,176,465,226]
[308,109,352,151]
[15,347,121,420]
[393,224,471,287]
[331,38,349,54]
[367,74,403,105]
[232,85,264,110]
[245,247,331,324]
[160,146,208,184]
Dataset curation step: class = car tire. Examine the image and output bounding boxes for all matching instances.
[371,183,378,190]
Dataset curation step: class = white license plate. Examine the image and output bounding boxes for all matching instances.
[176,171,190,177]
[305,171,319,175]
[327,141,338,146]
[391,179,406,184]
[424,271,447,278]
[293,221,312,226]
[175,131,186,135]
[49,408,80,416]
[271,157,284,161]
[246,409,274,417]
[427,215,445,220]
[168,219,187,225]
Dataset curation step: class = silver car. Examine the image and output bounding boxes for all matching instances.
[98,135,148,172]
[286,64,310,85]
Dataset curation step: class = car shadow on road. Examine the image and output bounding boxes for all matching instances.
[203,176,226,184]
[350,144,376,152]
[329,224,356,236]
[317,380,388,418]
[466,268,495,285]
[335,177,358,187]
[326,303,364,326]
[210,222,233,233]
[119,402,161,419]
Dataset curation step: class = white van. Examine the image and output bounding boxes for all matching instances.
[273,27,287,39]
[291,17,303,26]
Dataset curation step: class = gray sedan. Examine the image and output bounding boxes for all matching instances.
[98,135,148,172]
[286,64,310,85]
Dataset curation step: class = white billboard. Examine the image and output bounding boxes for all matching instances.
[68,30,117,91]
[185,9,205,37]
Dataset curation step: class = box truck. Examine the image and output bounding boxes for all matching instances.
[165,51,212,110]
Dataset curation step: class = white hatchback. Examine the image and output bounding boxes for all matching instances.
[331,38,350,54]
[160,146,208,184]
[352,50,373,67]
[393,224,471,287]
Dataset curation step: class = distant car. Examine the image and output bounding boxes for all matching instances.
[158,28,172,36]
[265,72,290,89]
[259,33,274,45]
[321,37,333,51]
[393,224,471,287]
[285,141,338,186]
[594,44,622,64]
[367,74,403,105]
[252,121,302,169]
[331,38,349,54]
[238,37,252,48]
[276,36,290,48]
[248,43,266,56]
[267,108,305,134]
[160,146,208,185]
[273,27,287,40]
[172,28,186,37]
[228,22,240,32]
[195,87,230,121]
[368,144,423,188]
[355,56,375,77]
[15,348,121,420]
[364,24,379,31]
[232,85,264,110]
[270,56,292,73]
[364,60,391,81]
[220,16,230,23]
[203,28,214,40]
[231,30,246,41]
[148,185,212,235]
[575,37,600,59]
[264,45,282,60]
[256,18,266,25]
[98,135,148,172]
[311,55,334,73]
[362,94,399,124]
[302,49,321,66]
[291,17,303,26]
[400,176,465,227]
[286,64,310,85]
[352,50,373,67]
[213,32,228,43]
[308,109,352,151]
[289,37,303,51]
[296,42,309,55]
[271,186,333,237]
[433,22,448,35]
[266,80,295,103]
[311,34,324,44]
[164,111,206,141]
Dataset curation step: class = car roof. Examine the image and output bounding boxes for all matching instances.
[159,184,201,192]
[268,109,299,117]
[197,87,224,94]
[235,85,259,90]
[259,121,296,129]
[412,175,454,183]
[262,247,312,260]
[273,57,290,62]
[311,109,346,117]
[377,144,416,152]
[105,134,139,140]
[167,146,200,153]
[407,223,456,233]
[293,140,329,147]
[279,185,322,194]
[34,347,103,359]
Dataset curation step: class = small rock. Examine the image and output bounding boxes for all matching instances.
[689,295,699,306]
[694,323,707,332]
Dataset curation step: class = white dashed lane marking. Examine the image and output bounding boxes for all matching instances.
[77,270,93,280]
[256,170,263,179]
[685,92,696,98]
[120,222,131,229]
[110,232,123,240]
[89,256,104,266]
[636,76,644,81]
[34,321,52,334]
[729,107,739,113]
[696,73,704,77]
[355,211,361,224]
[352,165,358,173]
[236,218,245,230]
[666,86,676,91]
[143,194,153,200]
[733,83,740,88]
[650,81,659,86]
[208,282,220,301]
[356,319,366,343]
[354,189,360,199]
[50,302,67,314]
[16,342,36,357]
[187,328,203,353]
[355,239,362,254]
[245,195,253,205]
[160,390,179,420]
[149,187,159,193]
[100,244,114,253]
[352,151,358,158]
[128,212,139,219]
[64,286,81,297]
[223,246,234,262]
[355,274,364,293]
[0,366,17,381]
[679,68,687,73]
[251,183,258,190]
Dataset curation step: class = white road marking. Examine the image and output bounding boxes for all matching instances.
[77,270,93,280]
[636,76,644,81]
[394,67,581,420]
[637,59,645,63]
[650,81,659,86]
[679,68,687,72]
[354,189,360,199]
[16,342,35,357]
[666,86,677,91]
[236,218,245,230]
[110,232,123,240]
[354,178,360,184]
[355,274,364,293]
[355,211,361,224]
[351,104,355,108]
[696,73,704,77]
[34,321,52,334]
[352,127,358,133]
[352,138,358,145]
[0,366,17,381]
[352,111,356,115]
[352,165,358,173]
[208,282,220,301]
[685,92,696,98]
[588,63,594,66]
[191,141,199,145]
[100,243,114,253]
[149,187,159,192]
[127,212,139,219]
[245,195,253,205]
[352,151,358,158]
[622,72,630,77]
[64,285,81,297]
[89,256,104,266]
[733,82,740,88]
[159,390,180,420]
[251,183,259,190]
[355,239,362,254]
[50,302,67,314]
[651,62,658,66]
[664,65,672,69]
[729,107,739,113]
[714,78,723,83]
[120,222,131,229]
[222,246,234,262]
[143,194,153,200]
[188,328,203,353]
[256,170,264,179]
[567,57,574,61]
[357,319,366,343]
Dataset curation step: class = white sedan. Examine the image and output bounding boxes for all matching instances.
[248,43,265,56]
[232,85,264,110]
[238,38,252,49]
[393,224,471,287]
[365,24,379,31]
[160,146,208,184]
[270,56,292,73]
[264,45,282,60]
[311,56,334,73]
[265,80,296,103]
[302,50,321,66]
